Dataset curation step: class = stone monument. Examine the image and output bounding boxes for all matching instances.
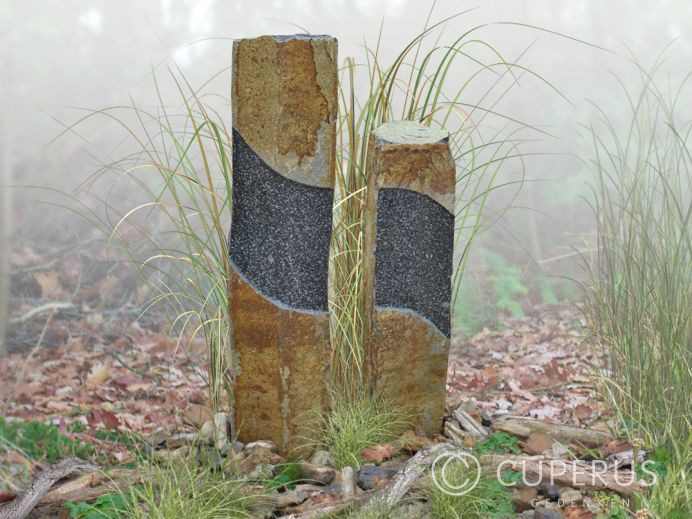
[363,120,456,436]
[229,34,338,453]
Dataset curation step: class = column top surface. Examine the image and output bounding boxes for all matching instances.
[373,120,449,146]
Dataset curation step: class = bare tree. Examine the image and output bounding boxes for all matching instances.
[0,34,11,355]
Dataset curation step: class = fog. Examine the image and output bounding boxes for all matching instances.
[2,0,691,312]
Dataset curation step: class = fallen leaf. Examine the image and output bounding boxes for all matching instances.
[565,506,594,519]
[602,438,631,456]
[183,404,213,428]
[398,430,433,452]
[101,410,121,430]
[574,404,592,421]
[87,363,110,385]
[523,432,553,455]
[362,443,400,464]
[33,271,63,298]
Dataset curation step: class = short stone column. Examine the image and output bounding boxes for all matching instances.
[363,121,456,436]
[229,35,338,453]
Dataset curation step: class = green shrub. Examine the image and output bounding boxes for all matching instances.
[455,250,528,334]
[473,432,521,457]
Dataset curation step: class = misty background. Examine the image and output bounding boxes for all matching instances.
[1,0,691,337]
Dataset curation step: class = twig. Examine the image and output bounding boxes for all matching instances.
[0,458,96,519]
[10,302,75,325]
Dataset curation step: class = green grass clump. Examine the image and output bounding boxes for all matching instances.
[0,417,94,462]
[427,462,514,519]
[633,449,691,519]
[585,56,691,518]
[591,492,631,519]
[110,456,258,519]
[323,498,402,519]
[306,395,408,469]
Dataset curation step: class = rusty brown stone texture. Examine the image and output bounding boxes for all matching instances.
[363,121,456,436]
[229,269,330,453]
[232,34,337,188]
[230,35,337,454]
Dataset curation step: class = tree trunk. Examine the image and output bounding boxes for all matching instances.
[0,49,13,356]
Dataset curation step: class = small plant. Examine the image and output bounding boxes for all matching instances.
[592,491,631,519]
[305,395,409,469]
[473,432,521,457]
[66,493,133,519]
[427,461,514,519]
[455,250,529,335]
[263,462,301,491]
[0,418,93,462]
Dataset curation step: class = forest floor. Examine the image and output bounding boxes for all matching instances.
[1,235,629,518]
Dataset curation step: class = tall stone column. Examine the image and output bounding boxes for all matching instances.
[363,121,456,436]
[230,35,338,453]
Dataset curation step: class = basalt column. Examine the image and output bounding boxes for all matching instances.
[229,35,338,453]
[364,121,456,436]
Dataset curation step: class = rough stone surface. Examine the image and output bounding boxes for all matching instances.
[372,120,456,211]
[356,464,399,491]
[341,466,356,498]
[298,463,336,485]
[229,35,337,455]
[373,309,449,435]
[559,487,584,507]
[229,268,330,451]
[512,485,539,512]
[363,121,455,437]
[232,34,337,186]
[375,188,453,336]
[535,507,565,519]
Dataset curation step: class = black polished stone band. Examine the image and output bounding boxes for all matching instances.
[229,129,333,312]
[375,188,453,337]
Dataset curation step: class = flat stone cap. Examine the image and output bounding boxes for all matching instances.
[373,121,449,146]
[236,34,336,43]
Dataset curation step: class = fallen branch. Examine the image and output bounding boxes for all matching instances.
[382,442,452,505]
[10,302,75,325]
[492,416,609,448]
[0,458,96,519]
[278,493,372,519]
[0,459,137,519]
[483,453,645,495]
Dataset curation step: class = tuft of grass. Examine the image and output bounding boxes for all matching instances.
[633,444,692,519]
[113,455,260,519]
[584,54,691,517]
[304,395,409,469]
[591,491,631,519]
[427,462,514,519]
[58,64,235,414]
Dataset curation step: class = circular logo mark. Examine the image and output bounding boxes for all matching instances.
[431,451,482,496]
